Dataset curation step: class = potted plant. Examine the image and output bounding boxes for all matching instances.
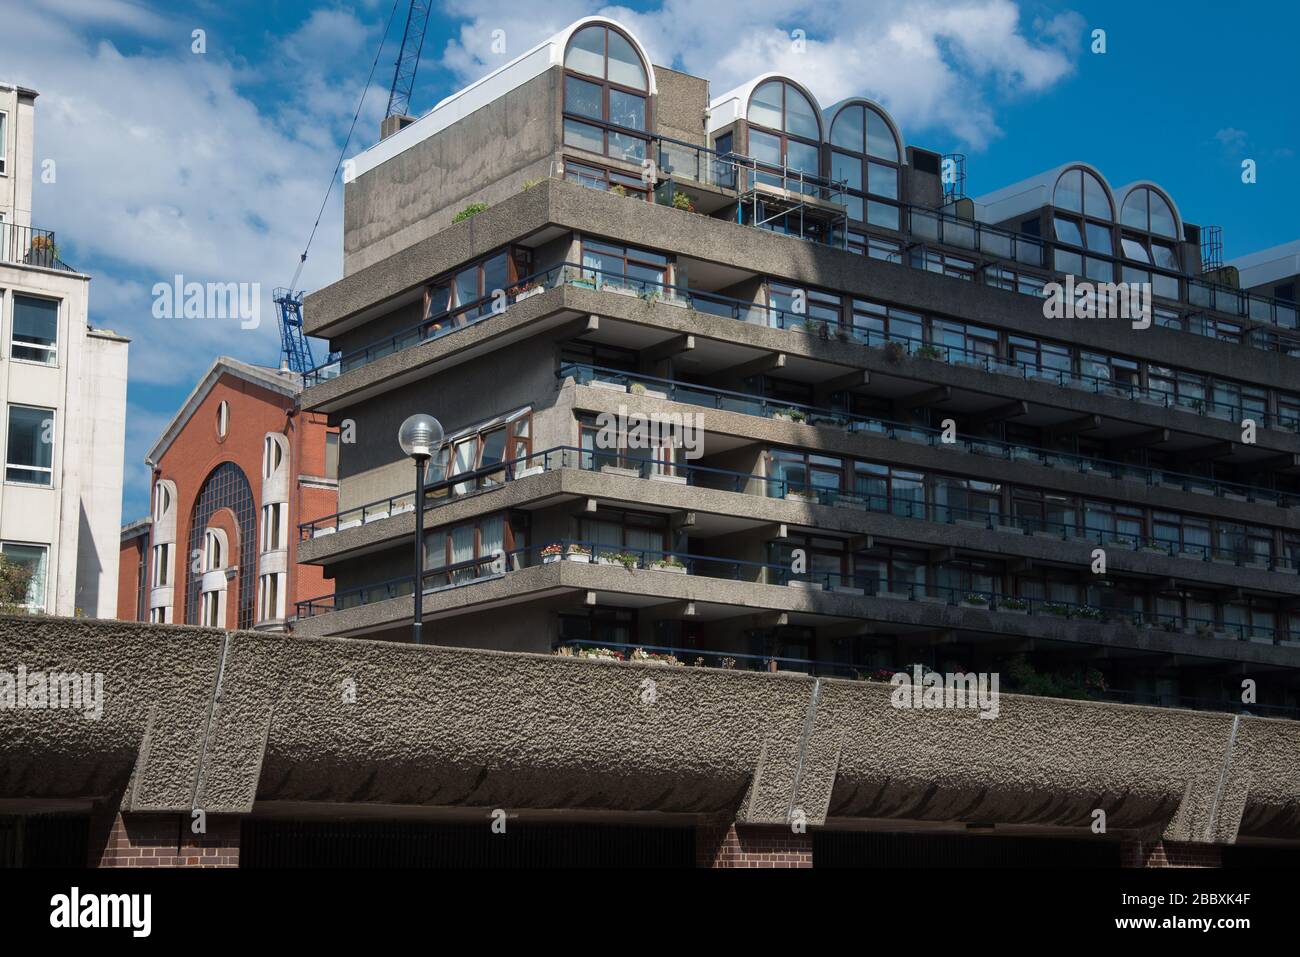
[884,341,906,364]
[1042,601,1072,618]
[631,648,684,666]
[649,556,686,573]
[609,184,628,198]
[541,543,564,565]
[566,268,597,290]
[671,191,696,214]
[1074,605,1104,621]
[1000,597,1029,614]
[629,381,667,400]
[452,202,488,223]
[773,407,806,423]
[564,543,592,563]
[916,344,944,361]
[960,593,989,608]
[597,550,640,569]
[511,280,545,302]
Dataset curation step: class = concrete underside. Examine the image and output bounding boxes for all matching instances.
[2,615,1298,848]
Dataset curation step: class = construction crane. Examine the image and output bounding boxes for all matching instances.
[277,1,433,375]
[386,0,433,120]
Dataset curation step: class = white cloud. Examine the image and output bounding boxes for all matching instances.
[436,0,1082,149]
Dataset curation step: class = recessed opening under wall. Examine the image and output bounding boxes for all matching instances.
[0,813,89,868]
[813,829,1122,868]
[240,818,695,868]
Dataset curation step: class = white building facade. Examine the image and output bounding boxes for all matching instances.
[0,82,129,617]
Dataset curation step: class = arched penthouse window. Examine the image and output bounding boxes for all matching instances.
[562,23,651,164]
[829,101,902,230]
[747,79,821,183]
[1119,186,1182,300]
[1051,166,1115,282]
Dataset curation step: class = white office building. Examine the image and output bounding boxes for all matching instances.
[0,81,128,616]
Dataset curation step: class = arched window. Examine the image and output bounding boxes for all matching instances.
[153,480,173,521]
[562,23,650,165]
[203,528,224,572]
[263,434,285,479]
[829,102,902,230]
[1119,186,1181,299]
[746,79,821,182]
[215,400,229,439]
[1051,167,1115,282]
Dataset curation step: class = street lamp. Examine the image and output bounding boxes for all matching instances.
[398,413,444,644]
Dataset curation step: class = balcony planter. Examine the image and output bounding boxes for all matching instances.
[628,383,667,400]
[773,409,807,423]
[832,585,865,596]
[874,589,908,600]
[1248,634,1274,645]
[784,489,817,503]
[1280,638,1300,648]
[1222,491,1248,502]
[512,285,545,303]
[994,524,1025,535]
[600,465,640,478]
[568,278,597,291]
[960,595,990,609]
[649,472,687,484]
[541,544,564,565]
[954,518,988,530]
[564,545,592,563]
[787,579,824,591]
[597,551,640,569]
[1042,603,1072,618]
[601,283,640,298]
[589,379,628,393]
[833,493,865,508]
[649,558,686,573]
[514,464,545,479]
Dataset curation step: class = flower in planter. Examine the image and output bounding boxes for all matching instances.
[541,543,564,559]
[565,543,591,557]
[651,556,685,570]
[962,593,988,605]
[718,657,737,670]
[916,345,944,360]
[1001,598,1028,610]
[630,382,647,395]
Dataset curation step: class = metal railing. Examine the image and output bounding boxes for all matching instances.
[0,222,70,271]
[560,362,1294,506]
[294,544,1300,647]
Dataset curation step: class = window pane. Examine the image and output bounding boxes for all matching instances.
[562,118,603,154]
[831,152,861,190]
[1053,216,1083,246]
[1148,191,1177,237]
[608,130,646,162]
[608,89,645,130]
[1054,170,1082,212]
[2,543,47,608]
[785,139,818,174]
[1121,236,1150,263]
[12,295,58,364]
[867,161,897,199]
[867,201,899,230]
[865,108,898,161]
[784,85,819,139]
[564,25,605,78]
[1121,190,1147,230]
[482,253,509,299]
[565,75,602,120]
[831,105,863,151]
[1151,242,1179,270]
[606,30,646,90]
[6,406,53,484]
[1082,171,1110,218]
[748,128,782,166]
[749,80,783,129]
[1084,221,1112,254]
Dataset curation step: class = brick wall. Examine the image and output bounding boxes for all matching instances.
[1121,840,1222,868]
[696,822,813,868]
[90,811,240,868]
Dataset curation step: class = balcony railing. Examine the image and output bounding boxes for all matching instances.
[560,362,1295,506]
[0,222,71,271]
[294,538,1300,648]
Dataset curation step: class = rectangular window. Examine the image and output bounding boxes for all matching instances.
[262,503,283,551]
[324,432,339,479]
[1,542,47,610]
[152,543,170,587]
[11,294,59,365]
[6,404,54,485]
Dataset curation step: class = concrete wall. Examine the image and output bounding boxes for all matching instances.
[3,614,1299,846]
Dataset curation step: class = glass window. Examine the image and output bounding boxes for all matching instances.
[868,161,897,199]
[749,80,784,130]
[6,405,53,485]
[1054,169,1082,212]
[1121,189,1147,230]
[1121,236,1150,263]
[606,30,647,90]
[608,89,645,130]
[748,128,782,166]
[1148,191,1177,237]
[783,85,819,139]
[1082,171,1111,218]
[11,294,58,365]
[564,24,606,78]
[324,432,339,479]
[1084,221,1112,254]
[831,105,863,151]
[2,542,48,609]
[565,75,602,119]
[1054,216,1083,246]
[563,118,604,154]
[785,139,818,175]
[865,109,898,161]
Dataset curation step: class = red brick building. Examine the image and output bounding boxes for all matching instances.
[116,357,337,631]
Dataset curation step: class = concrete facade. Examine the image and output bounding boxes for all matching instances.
[0,81,128,618]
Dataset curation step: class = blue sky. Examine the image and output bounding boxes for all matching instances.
[0,0,1295,521]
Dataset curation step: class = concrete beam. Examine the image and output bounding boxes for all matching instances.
[641,334,695,363]
[1048,414,1102,440]
[1112,428,1170,453]
[966,399,1029,430]
[894,385,950,416]
[723,351,786,380]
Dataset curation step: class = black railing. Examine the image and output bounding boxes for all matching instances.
[0,222,70,271]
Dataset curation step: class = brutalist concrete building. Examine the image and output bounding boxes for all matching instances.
[65,14,1286,865]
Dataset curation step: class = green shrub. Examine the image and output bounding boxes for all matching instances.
[452,202,489,223]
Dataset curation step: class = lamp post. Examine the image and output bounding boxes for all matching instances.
[398,413,444,644]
